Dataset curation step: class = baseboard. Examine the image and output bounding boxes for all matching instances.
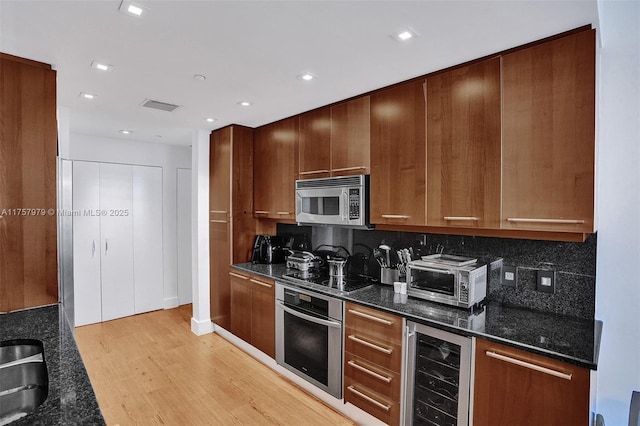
[213,325,385,426]
[163,297,179,309]
[190,317,214,335]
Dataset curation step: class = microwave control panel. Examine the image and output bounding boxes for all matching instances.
[348,189,360,220]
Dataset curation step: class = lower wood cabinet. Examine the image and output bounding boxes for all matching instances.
[344,302,403,426]
[473,338,590,426]
[229,270,275,358]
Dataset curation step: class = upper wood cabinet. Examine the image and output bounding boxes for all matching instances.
[501,29,595,234]
[298,107,331,179]
[0,54,58,312]
[330,96,371,176]
[370,81,426,226]
[253,117,299,220]
[426,57,501,229]
[474,338,590,426]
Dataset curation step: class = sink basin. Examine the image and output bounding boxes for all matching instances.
[0,340,48,425]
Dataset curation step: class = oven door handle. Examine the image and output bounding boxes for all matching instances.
[277,301,342,328]
[410,266,454,275]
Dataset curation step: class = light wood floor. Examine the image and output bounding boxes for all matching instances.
[75,305,356,426]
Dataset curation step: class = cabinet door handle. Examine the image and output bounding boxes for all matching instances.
[506,218,585,225]
[347,386,391,411]
[254,210,269,215]
[444,216,479,221]
[92,240,96,257]
[249,278,273,288]
[348,335,393,354]
[347,360,392,383]
[485,351,573,380]
[210,210,228,214]
[229,272,249,280]
[276,211,291,215]
[348,309,393,325]
[381,214,410,219]
[299,170,330,175]
[210,219,229,223]
[104,239,109,256]
[331,166,367,172]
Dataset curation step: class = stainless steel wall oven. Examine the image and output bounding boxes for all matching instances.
[276,283,343,398]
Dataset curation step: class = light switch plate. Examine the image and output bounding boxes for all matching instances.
[537,269,556,293]
[502,265,517,287]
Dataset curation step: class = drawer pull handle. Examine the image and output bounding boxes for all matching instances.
[254,210,269,215]
[347,386,391,411]
[506,218,585,225]
[210,219,229,223]
[347,360,392,383]
[299,170,330,175]
[249,278,272,288]
[276,211,291,215]
[210,210,228,214]
[444,216,479,221]
[331,166,367,172]
[348,309,393,325]
[229,272,249,280]
[381,214,410,219]
[348,335,393,355]
[485,351,572,380]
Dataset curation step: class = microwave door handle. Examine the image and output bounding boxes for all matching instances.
[413,266,455,274]
[342,189,349,221]
[296,193,302,217]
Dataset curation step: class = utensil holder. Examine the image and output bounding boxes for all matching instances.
[380,267,399,285]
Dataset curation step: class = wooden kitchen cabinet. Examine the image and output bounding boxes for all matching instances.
[474,338,590,426]
[299,107,331,179]
[210,125,255,330]
[344,302,403,426]
[253,117,299,220]
[0,54,58,312]
[370,80,426,226]
[426,57,501,229]
[330,96,370,176]
[229,270,275,358]
[501,29,595,234]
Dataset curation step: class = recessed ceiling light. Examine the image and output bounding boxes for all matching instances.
[238,101,252,107]
[298,73,315,81]
[91,61,113,72]
[193,74,207,81]
[392,28,418,42]
[206,118,216,123]
[119,130,133,135]
[79,92,96,99]
[118,0,147,17]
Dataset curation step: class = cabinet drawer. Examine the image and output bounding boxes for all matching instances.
[345,327,402,373]
[344,352,401,402]
[344,377,400,426]
[345,302,403,346]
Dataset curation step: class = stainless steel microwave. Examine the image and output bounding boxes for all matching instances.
[406,254,487,309]
[295,175,372,229]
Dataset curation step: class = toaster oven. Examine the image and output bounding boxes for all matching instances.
[406,254,487,309]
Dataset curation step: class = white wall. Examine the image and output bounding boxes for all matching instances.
[595,0,640,423]
[67,133,191,309]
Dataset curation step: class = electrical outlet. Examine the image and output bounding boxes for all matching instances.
[502,265,517,287]
[536,269,556,293]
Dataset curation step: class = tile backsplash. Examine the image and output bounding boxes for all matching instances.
[277,224,597,320]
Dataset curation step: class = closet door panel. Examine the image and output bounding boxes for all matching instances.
[72,161,102,326]
[133,166,164,314]
[99,163,134,321]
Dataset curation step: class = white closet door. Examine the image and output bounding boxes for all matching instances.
[73,161,102,326]
[176,168,192,305]
[132,165,163,314]
[99,163,135,321]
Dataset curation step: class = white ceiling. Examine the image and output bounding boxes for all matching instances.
[0,0,599,147]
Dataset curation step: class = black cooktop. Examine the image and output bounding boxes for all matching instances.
[282,270,377,294]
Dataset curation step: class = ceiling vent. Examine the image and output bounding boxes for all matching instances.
[141,99,181,112]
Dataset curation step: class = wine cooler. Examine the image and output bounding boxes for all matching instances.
[404,322,472,426]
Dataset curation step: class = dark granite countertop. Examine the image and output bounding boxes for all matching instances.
[232,262,602,370]
[0,304,105,426]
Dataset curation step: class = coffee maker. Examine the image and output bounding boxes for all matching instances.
[251,235,286,264]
